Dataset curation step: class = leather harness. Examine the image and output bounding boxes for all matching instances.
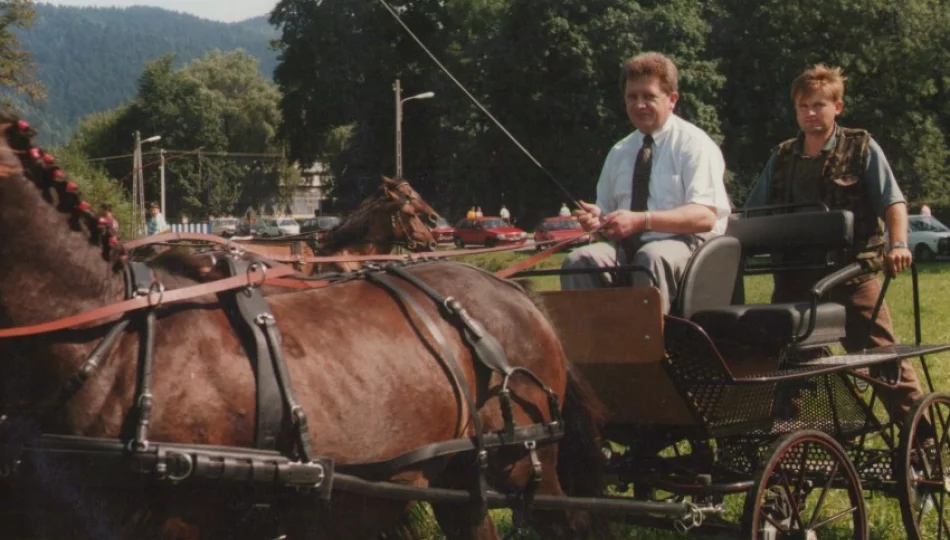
[0,239,577,517]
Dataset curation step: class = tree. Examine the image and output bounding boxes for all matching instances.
[0,0,44,103]
[70,50,288,219]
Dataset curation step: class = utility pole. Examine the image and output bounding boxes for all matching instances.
[394,78,402,178]
[159,149,166,218]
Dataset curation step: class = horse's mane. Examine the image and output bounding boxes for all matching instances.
[319,186,400,253]
[0,113,125,270]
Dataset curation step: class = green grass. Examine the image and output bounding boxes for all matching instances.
[421,253,950,539]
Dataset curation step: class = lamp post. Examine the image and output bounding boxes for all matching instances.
[132,131,161,237]
[394,79,434,178]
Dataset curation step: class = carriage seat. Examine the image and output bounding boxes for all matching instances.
[690,302,847,353]
[672,210,858,356]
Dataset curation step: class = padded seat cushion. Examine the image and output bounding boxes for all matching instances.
[691,302,847,350]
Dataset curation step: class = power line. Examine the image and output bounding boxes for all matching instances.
[89,149,284,162]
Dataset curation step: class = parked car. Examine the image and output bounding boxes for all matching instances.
[258,217,301,237]
[533,216,590,251]
[908,214,950,262]
[210,217,240,237]
[299,215,343,238]
[453,217,527,248]
[432,216,455,244]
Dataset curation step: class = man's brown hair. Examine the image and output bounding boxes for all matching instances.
[791,64,846,102]
[620,52,679,95]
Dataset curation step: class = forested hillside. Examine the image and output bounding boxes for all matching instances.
[10,4,277,144]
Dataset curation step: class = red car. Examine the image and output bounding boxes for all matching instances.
[432,216,456,244]
[533,216,590,251]
[454,217,527,248]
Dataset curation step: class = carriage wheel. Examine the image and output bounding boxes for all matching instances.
[897,392,950,540]
[741,430,866,539]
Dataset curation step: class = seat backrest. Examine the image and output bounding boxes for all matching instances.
[673,235,742,319]
[726,209,855,266]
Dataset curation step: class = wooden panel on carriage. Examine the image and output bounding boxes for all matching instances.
[540,286,696,426]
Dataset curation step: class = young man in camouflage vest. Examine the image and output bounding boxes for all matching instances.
[745,64,918,423]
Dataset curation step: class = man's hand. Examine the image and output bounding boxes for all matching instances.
[885,246,912,277]
[573,201,602,231]
[602,210,646,241]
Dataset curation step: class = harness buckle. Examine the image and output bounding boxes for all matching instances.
[146,280,165,308]
[247,261,267,289]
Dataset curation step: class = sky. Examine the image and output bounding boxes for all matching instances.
[43,0,280,23]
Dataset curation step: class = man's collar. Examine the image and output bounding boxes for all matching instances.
[794,124,839,155]
[637,113,676,144]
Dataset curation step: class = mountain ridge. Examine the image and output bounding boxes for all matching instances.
[12,4,279,144]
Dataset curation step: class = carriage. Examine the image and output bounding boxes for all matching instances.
[1,116,948,539]
[529,206,950,538]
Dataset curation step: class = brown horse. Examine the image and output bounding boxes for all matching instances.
[231,176,439,273]
[0,117,605,540]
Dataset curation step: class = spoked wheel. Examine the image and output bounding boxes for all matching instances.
[897,392,950,540]
[741,430,867,539]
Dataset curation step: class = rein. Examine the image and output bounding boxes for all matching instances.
[0,264,300,339]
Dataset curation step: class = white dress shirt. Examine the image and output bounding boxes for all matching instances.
[595,114,731,242]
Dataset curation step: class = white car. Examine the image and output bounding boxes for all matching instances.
[258,217,301,237]
[908,214,950,262]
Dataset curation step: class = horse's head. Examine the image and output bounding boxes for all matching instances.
[382,175,442,228]
[382,186,438,252]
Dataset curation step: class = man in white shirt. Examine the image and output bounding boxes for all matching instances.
[561,52,731,313]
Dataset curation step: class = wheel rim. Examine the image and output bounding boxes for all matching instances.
[900,394,950,539]
[745,432,865,539]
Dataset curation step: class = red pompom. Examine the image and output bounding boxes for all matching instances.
[16,120,30,131]
[109,236,120,247]
[28,148,41,160]
[41,153,55,165]
[65,181,79,193]
[52,169,65,180]
[98,217,108,225]
[77,201,91,211]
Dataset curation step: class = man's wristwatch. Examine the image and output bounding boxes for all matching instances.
[890,241,908,250]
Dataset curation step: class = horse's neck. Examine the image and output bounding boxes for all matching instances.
[0,176,124,327]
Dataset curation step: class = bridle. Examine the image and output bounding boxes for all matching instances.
[388,196,432,251]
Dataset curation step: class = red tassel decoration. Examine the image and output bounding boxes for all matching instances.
[29,148,41,160]
[77,201,91,211]
[42,153,55,165]
[52,170,65,180]
[109,236,120,247]
[98,217,108,226]
[16,120,30,131]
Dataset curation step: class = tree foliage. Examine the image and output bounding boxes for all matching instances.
[70,50,288,219]
[0,0,43,104]
[267,0,950,223]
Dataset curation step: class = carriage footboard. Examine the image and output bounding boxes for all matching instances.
[5,434,334,498]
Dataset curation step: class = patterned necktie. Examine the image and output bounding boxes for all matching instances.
[621,134,654,260]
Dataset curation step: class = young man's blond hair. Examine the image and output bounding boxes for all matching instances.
[790,64,846,102]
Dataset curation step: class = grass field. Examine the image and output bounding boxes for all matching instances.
[434,250,950,539]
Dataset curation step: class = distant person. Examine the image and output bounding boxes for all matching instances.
[466,206,477,220]
[475,207,484,218]
[146,202,169,235]
[99,204,119,238]
[559,203,571,217]
[920,202,932,216]
[499,204,511,223]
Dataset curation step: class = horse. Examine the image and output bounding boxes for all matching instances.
[311,176,441,272]
[0,116,605,540]
[228,176,441,274]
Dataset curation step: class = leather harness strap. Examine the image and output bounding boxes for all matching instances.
[218,257,286,451]
[0,264,297,339]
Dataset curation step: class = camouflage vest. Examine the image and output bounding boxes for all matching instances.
[770,127,883,268]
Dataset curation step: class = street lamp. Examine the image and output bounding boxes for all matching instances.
[394,78,435,178]
[132,131,162,237]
